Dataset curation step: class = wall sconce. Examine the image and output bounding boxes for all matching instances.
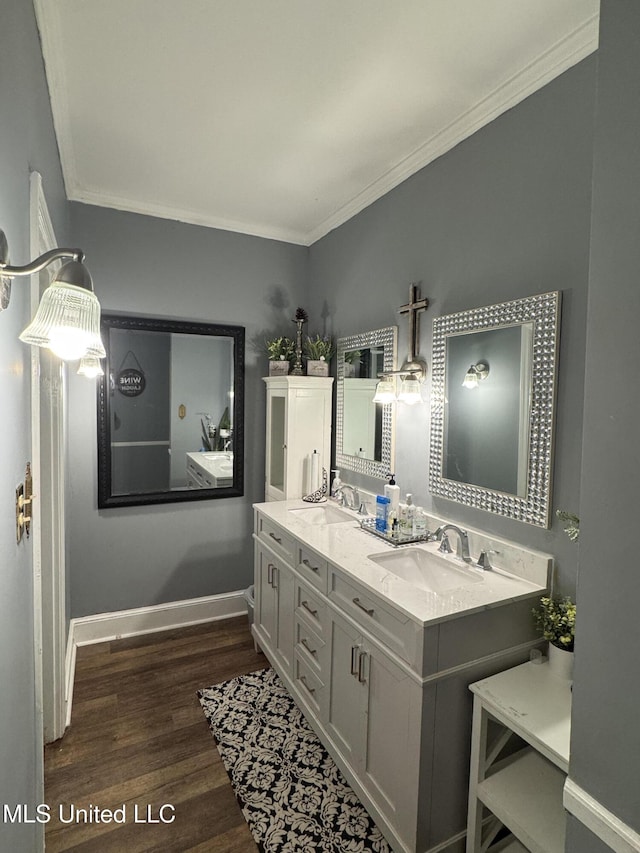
[373,283,428,405]
[0,228,105,362]
[77,356,105,378]
[462,361,490,389]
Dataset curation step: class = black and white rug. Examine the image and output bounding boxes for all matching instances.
[197,668,393,853]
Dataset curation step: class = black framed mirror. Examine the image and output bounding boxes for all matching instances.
[97,313,245,508]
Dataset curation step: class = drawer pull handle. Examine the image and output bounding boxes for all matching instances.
[299,675,316,695]
[301,600,318,618]
[351,645,360,676]
[358,650,368,684]
[300,638,317,656]
[269,532,282,544]
[302,558,319,573]
[353,597,374,617]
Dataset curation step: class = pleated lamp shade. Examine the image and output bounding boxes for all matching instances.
[19,261,105,361]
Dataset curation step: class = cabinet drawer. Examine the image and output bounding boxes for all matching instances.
[294,652,324,715]
[329,568,417,665]
[297,545,328,593]
[295,581,326,636]
[256,515,295,564]
[295,618,326,675]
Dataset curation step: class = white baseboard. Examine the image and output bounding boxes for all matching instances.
[564,777,640,853]
[65,591,248,727]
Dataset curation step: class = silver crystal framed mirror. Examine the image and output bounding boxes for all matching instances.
[429,291,561,527]
[336,326,397,480]
[97,313,244,508]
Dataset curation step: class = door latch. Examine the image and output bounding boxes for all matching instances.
[16,462,34,543]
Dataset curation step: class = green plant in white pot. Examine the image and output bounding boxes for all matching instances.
[533,595,576,680]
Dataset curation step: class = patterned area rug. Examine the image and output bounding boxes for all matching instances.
[197,668,393,853]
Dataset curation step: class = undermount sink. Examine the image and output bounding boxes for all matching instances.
[368,547,484,594]
[288,504,354,525]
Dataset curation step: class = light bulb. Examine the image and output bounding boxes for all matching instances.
[77,356,104,378]
[397,376,422,404]
[47,328,92,360]
[373,377,396,404]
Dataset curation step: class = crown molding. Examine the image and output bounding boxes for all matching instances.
[35,1,598,248]
[66,186,311,246]
[306,13,599,245]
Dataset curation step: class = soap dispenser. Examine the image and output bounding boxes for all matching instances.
[330,469,342,500]
[384,474,400,513]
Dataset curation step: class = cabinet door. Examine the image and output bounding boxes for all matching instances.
[326,611,367,767]
[274,558,294,676]
[255,546,278,649]
[266,391,287,500]
[361,642,422,848]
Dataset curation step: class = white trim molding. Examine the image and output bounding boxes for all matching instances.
[65,591,248,726]
[564,777,640,853]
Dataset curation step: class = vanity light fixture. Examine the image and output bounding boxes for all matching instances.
[372,376,396,404]
[373,283,428,404]
[0,227,105,362]
[462,361,490,389]
[77,356,105,378]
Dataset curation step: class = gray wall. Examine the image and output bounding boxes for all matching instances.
[567,0,640,847]
[309,57,597,595]
[0,0,71,849]
[67,204,307,616]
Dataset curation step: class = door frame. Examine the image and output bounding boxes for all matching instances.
[29,171,67,746]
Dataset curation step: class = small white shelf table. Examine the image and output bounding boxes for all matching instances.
[466,661,572,853]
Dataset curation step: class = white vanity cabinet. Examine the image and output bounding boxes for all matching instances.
[254,515,296,678]
[326,606,424,841]
[264,376,333,501]
[252,504,548,853]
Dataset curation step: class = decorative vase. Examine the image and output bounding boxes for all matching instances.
[268,359,290,376]
[547,643,574,681]
[306,359,329,377]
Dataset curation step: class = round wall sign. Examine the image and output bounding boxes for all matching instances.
[117,368,146,397]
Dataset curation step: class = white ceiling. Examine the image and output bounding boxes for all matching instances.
[35,0,599,246]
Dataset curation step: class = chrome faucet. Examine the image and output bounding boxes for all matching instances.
[336,483,358,509]
[433,524,472,563]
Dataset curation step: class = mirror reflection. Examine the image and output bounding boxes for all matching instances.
[97,315,244,508]
[342,345,385,461]
[430,292,560,527]
[336,326,397,481]
[444,324,533,496]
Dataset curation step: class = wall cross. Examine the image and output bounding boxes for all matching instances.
[398,283,429,361]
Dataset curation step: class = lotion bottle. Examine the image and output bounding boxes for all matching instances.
[400,493,415,534]
[384,474,400,513]
[414,506,427,536]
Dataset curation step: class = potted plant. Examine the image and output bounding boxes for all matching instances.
[533,595,576,679]
[304,334,335,376]
[343,348,362,377]
[266,335,295,375]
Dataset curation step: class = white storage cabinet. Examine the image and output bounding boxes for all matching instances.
[264,376,333,501]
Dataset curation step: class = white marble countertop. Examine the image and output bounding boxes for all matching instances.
[254,499,551,627]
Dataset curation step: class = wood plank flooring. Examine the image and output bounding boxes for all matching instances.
[44,617,265,852]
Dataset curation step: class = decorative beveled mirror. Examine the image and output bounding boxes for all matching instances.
[97,314,244,508]
[429,291,561,527]
[336,326,397,480]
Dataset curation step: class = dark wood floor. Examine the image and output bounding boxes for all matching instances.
[44,616,265,852]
